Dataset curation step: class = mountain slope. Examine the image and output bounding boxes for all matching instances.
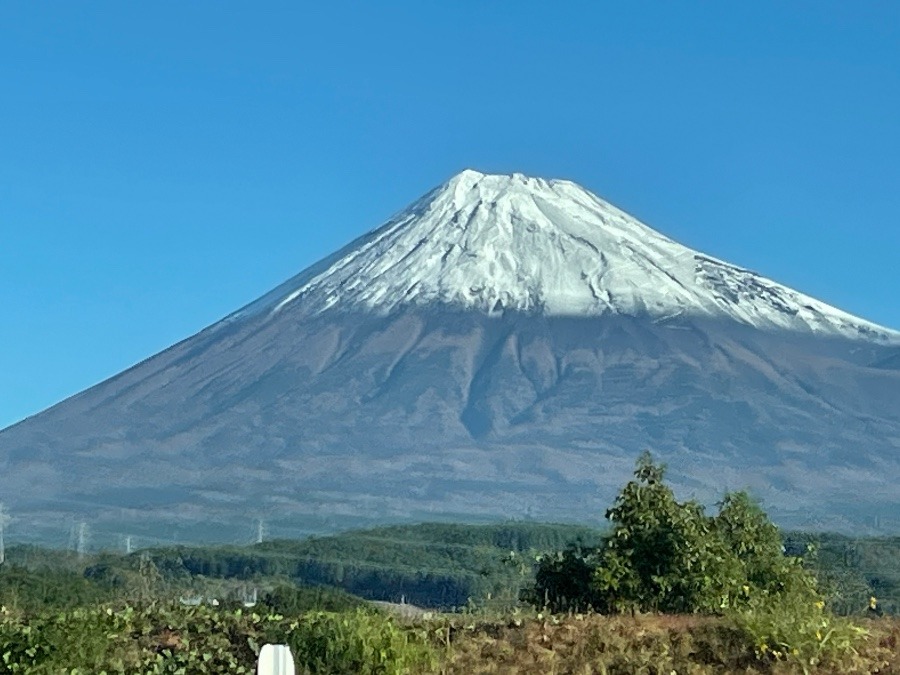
[1,171,898,544]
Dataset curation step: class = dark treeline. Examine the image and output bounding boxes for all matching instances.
[144,522,606,609]
[131,522,900,613]
[1,521,899,614]
[784,531,900,615]
[0,565,118,612]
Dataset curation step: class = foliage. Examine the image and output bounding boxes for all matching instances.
[0,564,118,614]
[0,603,270,673]
[286,609,436,675]
[727,588,868,673]
[2,600,897,674]
[144,521,605,609]
[261,583,364,615]
[0,602,435,674]
[528,452,868,667]
[584,453,827,616]
[591,452,745,613]
[716,491,788,592]
[522,543,603,613]
[784,531,900,615]
[1,514,898,671]
[7,520,898,618]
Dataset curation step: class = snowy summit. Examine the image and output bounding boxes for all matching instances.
[241,170,897,342]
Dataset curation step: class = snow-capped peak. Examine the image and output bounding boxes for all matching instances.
[237,170,898,342]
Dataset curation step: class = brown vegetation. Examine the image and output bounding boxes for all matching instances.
[436,613,900,675]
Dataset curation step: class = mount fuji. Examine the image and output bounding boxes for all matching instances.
[2,170,899,544]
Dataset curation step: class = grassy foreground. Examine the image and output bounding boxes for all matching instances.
[3,456,898,673]
[440,612,900,675]
[1,602,898,674]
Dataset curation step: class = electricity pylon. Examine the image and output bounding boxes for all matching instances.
[0,503,8,565]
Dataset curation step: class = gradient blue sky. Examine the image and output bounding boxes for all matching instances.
[2,2,899,428]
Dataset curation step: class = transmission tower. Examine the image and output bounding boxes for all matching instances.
[0,503,8,565]
[76,521,87,560]
[256,519,265,544]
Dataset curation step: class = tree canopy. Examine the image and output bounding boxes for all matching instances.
[531,452,820,615]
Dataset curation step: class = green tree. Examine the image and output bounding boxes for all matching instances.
[715,491,794,597]
[524,543,601,612]
[529,452,824,617]
[592,452,742,613]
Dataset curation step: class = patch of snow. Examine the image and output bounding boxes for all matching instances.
[233,170,899,343]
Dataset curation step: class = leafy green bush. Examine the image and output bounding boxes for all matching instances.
[727,586,868,673]
[0,603,262,673]
[527,452,868,666]
[0,602,435,674]
[523,544,602,612]
[591,453,744,613]
[261,583,364,614]
[282,608,436,675]
[576,453,828,617]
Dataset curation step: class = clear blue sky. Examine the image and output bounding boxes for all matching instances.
[2,2,898,429]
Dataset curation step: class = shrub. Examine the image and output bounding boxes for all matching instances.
[524,544,602,612]
[591,453,745,613]
[526,451,867,666]
[727,586,868,673]
[284,608,436,675]
[261,583,364,614]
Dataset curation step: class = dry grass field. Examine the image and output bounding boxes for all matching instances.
[435,613,900,675]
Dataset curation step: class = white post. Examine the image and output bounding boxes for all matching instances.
[257,644,296,675]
